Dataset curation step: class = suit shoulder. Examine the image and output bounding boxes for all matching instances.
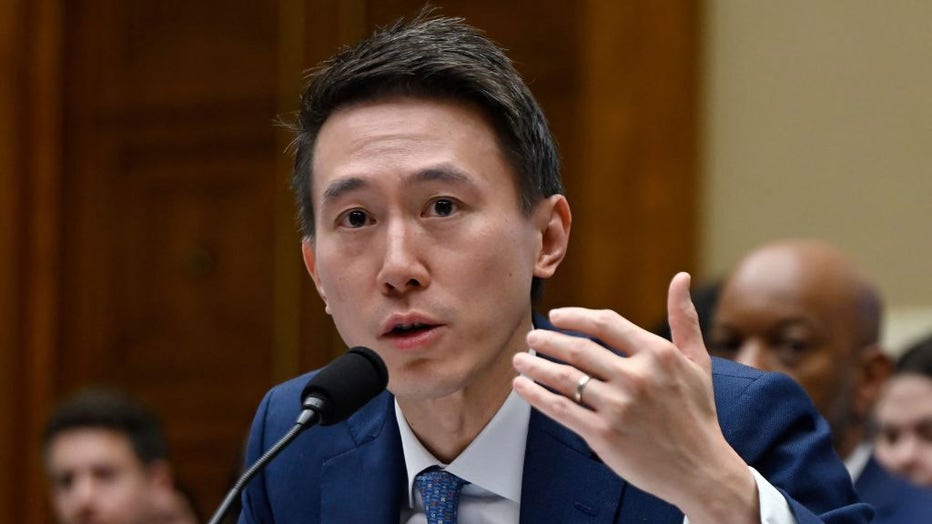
[710,357,811,406]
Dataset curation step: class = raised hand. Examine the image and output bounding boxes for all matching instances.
[512,273,758,523]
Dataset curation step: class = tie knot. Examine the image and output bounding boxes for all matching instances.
[415,468,469,524]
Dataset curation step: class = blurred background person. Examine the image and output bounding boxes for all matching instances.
[708,239,932,523]
[43,387,197,524]
[874,333,932,488]
[151,482,201,524]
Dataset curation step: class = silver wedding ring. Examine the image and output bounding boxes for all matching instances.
[574,373,592,404]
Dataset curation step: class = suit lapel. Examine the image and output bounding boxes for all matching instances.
[320,392,406,522]
[520,409,626,523]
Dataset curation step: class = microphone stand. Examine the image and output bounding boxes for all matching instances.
[206,399,323,524]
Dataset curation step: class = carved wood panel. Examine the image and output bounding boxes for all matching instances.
[55,0,284,514]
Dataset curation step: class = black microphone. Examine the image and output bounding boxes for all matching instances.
[300,345,389,425]
[207,346,388,524]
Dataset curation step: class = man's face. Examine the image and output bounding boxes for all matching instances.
[708,251,863,443]
[304,96,562,401]
[874,374,932,486]
[46,428,159,524]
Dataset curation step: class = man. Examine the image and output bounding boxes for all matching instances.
[710,239,932,523]
[874,333,932,488]
[43,387,186,524]
[240,12,869,523]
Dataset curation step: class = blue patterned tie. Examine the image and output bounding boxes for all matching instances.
[415,468,469,524]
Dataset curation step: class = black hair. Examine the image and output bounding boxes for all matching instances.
[43,386,167,465]
[896,333,932,379]
[292,9,563,236]
[290,9,563,299]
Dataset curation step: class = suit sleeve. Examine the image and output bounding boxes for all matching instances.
[717,370,874,524]
[238,388,275,524]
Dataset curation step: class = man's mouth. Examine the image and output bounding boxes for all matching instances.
[385,322,435,337]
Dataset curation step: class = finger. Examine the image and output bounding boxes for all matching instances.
[666,272,711,371]
[525,328,618,380]
[513,351,606,408]
[546,307,661,357]
[513,374,603,436]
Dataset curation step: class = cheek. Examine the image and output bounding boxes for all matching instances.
[473,220,538,277]
[316,250,368,300]
[796,355,848,399]
[874,443,899,473]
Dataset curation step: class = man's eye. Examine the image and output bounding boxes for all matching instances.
[916,420,932,442]
[95,466,118,483]
[427,198,457,217]
[707,336,739,356]
[54,473,73,490]
[778,338,810,354]
[880,427,900,445]
[340,209,371,228]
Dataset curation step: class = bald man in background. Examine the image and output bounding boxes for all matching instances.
[708,239,932,523]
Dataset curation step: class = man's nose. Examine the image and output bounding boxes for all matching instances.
[890,433,922,473]
[735,342,769,371]
[377,220,430,295]
[71,474,98,506]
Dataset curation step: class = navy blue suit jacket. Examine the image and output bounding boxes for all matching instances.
[240,318,871,523]
[855,454,932,524]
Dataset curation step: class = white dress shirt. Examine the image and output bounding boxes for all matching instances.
[398,390,529,523]
[397,391,796,523]
[843,442,873,483]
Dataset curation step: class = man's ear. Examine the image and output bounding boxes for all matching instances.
[146,459,173,491]
[533,194,572,279]
[301,239,331,314]
[855,344,893,419]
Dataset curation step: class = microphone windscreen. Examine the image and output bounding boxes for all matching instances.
[300,346,388,425]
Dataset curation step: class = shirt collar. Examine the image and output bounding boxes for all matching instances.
[395,388,531,508]
[844,442,873,482]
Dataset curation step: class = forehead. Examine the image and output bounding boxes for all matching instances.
[716,251,846,326]
[310,96,513,197]
[47,427,141,470]
[883,375,932,405]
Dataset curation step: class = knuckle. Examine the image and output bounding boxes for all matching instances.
[624,370,648,398]
[598,399,630,433]
[593,419,615,441]
[653,343,678,365]
[550,395,575,417]
[592,309,618,330]
[608,359,627,378]
[563,343,584,365]
[557,366,577,386]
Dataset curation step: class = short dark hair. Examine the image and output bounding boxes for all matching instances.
[43,387,167,465]
[291,9,563,240]
[896,333,932,379]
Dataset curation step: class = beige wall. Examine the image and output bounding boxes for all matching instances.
[701,1,932,354]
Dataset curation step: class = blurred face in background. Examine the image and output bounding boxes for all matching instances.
[46,428,168,524]
[874,373,932,486]
[708,242,887,459]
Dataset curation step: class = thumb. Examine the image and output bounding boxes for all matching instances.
[667,272,711,371]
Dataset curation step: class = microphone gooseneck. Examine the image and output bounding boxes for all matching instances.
[207,346,388,524]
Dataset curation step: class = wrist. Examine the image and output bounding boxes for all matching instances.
[679,448,758,524]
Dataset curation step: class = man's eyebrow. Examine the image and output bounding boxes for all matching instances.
[410,166,473,186]
[321,177,368,203]
[321,165,475,203]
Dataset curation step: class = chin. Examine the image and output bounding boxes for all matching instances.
[389,369,470,401]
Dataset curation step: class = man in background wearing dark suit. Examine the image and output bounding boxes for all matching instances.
[710,239,932,523]
[240,12,870,523]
